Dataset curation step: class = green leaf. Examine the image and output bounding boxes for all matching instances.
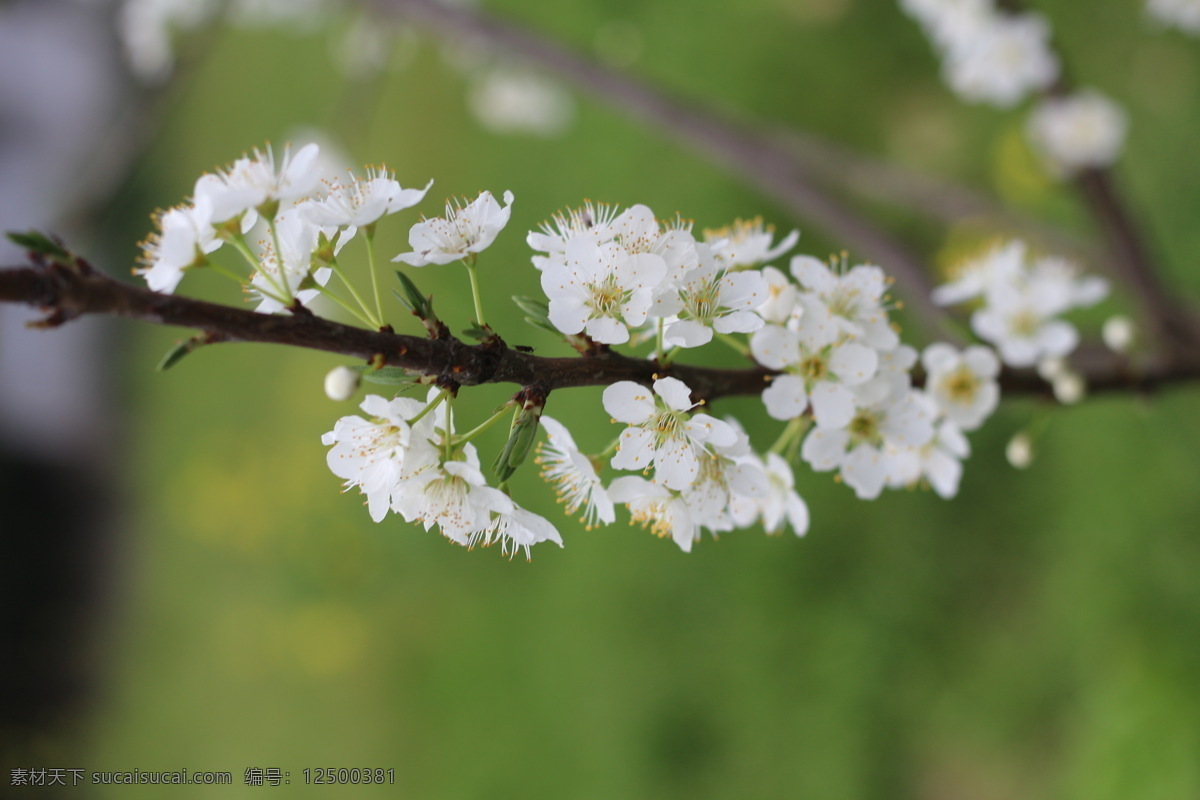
[511,296,558,334]
[492,403,542,482]
[356,365,419,386]
[6,230,71,261]
[394,270,434,319]
[156,337,204,371]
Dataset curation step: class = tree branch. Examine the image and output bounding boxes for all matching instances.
[4,261,1199,401]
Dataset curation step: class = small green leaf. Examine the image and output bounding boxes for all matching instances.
[511,296,558,334]
[394,270,434,318]
[6,230,71,261]
[462,323,493,341]
[156,337,204,371]
[356,365,419,386]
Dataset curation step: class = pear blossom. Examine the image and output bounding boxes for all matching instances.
[888,420,970,499]
[527,201,621,272]
[304,168,432,230]
[751,321,878,427]
[468,67,574,137]
[932,240,1026,306]
[729,452,810,536]
[703,217,800,268]
[248,211,332,313]
[756,266,801,325]
[541,237,665,344]
[196,142,322,224]
[1027,90,1128,175]
[608,476,700,552]
[393,190,514,266]
[662,245,767,348]
[789,254,899,351]
[921,343,1000,431]
[971,281,1079,368]
[941,12,1059,107]
[609,204,700,285]
[1147,0,1200,33]
[392,442,513,543]
[321,394,439,522]
[604,377,737,491]
[136,197,221,293]
[469,505,564,561]
[536,415,615,528]
[802,390,935,500]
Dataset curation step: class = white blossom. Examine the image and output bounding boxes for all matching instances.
[888,419,970,499]
[393,443,513,543]
[527,201,621,272]
[608,476,700,552]
[604,377,736,491]
[321,394,439,523]
[1147,0,1200,34]
[393,190,514,266]
[1028,90,1128,175]
[469,505,564,561]
[323,365,359,401]
[536,415,615,528]
[921,343,1000,431]
[789,255,899,351]
[541,237,665,344]
[304,168,431,231]
[136,198,220,293]
[196,142,322,224]
[703,218,800,268]
[941,12,1059,107]
[468,68,574,137]
[662,245,767,348]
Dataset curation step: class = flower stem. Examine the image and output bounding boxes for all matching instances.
[364,224,385,326]
[317,285,378,328]
[656,318,665,364]
[769,416,809,456]
[453,402,514,446]
[328,254,381,328]
[266,215,294,305]
[463,256,486,326]
[409,389,448,426]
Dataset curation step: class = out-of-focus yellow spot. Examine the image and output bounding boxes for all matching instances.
[992,126,1053,207]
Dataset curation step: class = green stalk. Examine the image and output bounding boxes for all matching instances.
[463,256,486,327]
[364,224,385,326]
[328,254,380,328]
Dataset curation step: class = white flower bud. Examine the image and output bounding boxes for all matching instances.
[1036,356,1068,381]
[1052,371,1086,405]
[1006,432,1034,469]
[1102,315,1136,353]
[324,366,360,401]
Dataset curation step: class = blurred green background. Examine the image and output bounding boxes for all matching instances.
[65,0,1200,797]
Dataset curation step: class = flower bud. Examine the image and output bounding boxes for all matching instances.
[1006,432,1034,469]
[324,365,360,401]
[1102,315,1135,353]
[1052,371,1085,405]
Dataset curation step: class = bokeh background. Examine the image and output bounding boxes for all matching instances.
[3,0,1200,797]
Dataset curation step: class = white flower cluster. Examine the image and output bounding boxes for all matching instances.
[323,391,563,560]
[899,0,1058,108]
[746,254,999,501]
[932,240,1108,369]
[1027,90,1129,175]
[898,1,1130,177]
[1147,0,1200,34]
[529,204,788,347]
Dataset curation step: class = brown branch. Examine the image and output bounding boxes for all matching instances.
[4,260,1200,401]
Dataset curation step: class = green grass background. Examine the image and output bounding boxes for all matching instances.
[81,0,1200,797]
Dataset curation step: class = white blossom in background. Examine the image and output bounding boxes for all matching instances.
[393,190,514,266]
[921,343,1000,431]
[729,452,811,536]
[468,67,574,137]
[1102,315,1136,353]
[703,218,800,269]
[662,245,767,348]
[118,0,218,81]
[604,377,736,491]
[1147,0,1200,33]
[536,415,615,528]
[321,394,439,523]
[941,12,1059,107]
[1028,90,1129,175]
[898,0,992,52]
[226,0,331,28]
[934,241,1108,368]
